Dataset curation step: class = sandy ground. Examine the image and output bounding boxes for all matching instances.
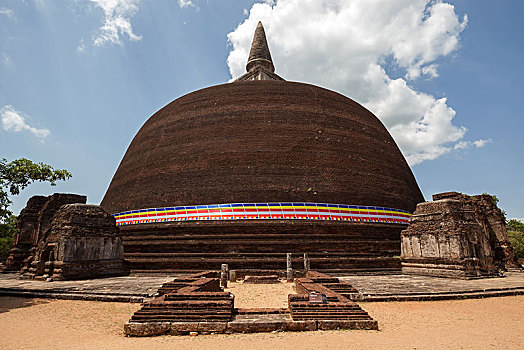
[0,295,523,350]
[225,281,294,308]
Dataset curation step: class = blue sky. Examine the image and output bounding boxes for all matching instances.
[1,0,523,220]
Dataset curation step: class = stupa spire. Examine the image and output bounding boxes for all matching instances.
[246,21,275,73]
[234,21,284,82]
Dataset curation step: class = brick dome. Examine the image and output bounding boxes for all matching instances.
[101,80,423,214]
[99,22,424,273]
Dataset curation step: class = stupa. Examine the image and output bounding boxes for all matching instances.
[101,22,424,273]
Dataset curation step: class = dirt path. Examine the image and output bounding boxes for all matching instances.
[0,296,523,349]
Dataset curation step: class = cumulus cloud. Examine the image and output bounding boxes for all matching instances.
[227,0,474,165]
[1,105,50,138]
[90,0,142,47]
[178,0,194,8]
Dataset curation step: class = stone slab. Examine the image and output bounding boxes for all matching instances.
[124,322,171,337]
[317,320,378,330]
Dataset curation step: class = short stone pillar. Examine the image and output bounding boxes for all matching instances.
[286,253,293,282]
[229,270,237,282]
[304,253,310,272]
[220,264,229,288]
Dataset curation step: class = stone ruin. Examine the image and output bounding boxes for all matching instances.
[3,193,127,280]
[4,193,87,273]
[124,270,377,336]
[401,192,519,278]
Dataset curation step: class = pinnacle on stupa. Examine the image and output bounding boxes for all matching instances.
[235,21,284,81]
[246,21,275,73]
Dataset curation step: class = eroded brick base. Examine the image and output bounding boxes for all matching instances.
[124,270,378,336]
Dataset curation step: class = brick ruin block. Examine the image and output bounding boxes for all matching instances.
[4,193,87,274]
[125,270,377,336]
[401,192,519,278]
[289,272,376,329]
[128,274,234,332]
[24,203,127,280]
[3,196,49,272]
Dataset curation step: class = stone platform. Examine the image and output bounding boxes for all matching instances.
[0,273,177,302]
[0,272,523,303]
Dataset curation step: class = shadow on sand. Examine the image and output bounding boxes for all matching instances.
[0,297,49,314]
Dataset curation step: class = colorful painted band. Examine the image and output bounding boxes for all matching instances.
[113,202,412,226]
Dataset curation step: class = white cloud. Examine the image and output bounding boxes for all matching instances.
[453,138,491,150]
[473,139,491,148]
[1,105,50,138]
[0,7,14,19]
[90,0,142,47]
[227,0,473,166]
[178,0,194,8]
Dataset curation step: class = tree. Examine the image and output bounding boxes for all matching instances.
[0,214,17,261]
[507,219,524,259]
[0,158,71,261]
[0,158,72,222]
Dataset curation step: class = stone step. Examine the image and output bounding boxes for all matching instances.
[291,316,372,320]
[142,303,232,309]
[134,310,232,316]
[130,317,230,322]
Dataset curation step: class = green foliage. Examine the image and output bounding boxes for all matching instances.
[0,214,17,262]
[0,158,71,222]
[507,219,524,259]
[508,230,524,259]
[484,193,500,205]
[508,219,524,233]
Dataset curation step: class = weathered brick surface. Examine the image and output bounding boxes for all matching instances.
[197,322,227,333]
[226,321,286,333]
[125,270,377,335]
[124,322,171,336]
[101,81,423,274]
[401,192,519,278]
[129,275,234,324]
[317,320,378,330]
[120,220,403,273]
[3,196,48,272]
[243,275,280,284]
[25,204,126,280]
[168,322,199,334]
[5,194,86,274]
[290,272,375,325]
[283,320,317,332]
